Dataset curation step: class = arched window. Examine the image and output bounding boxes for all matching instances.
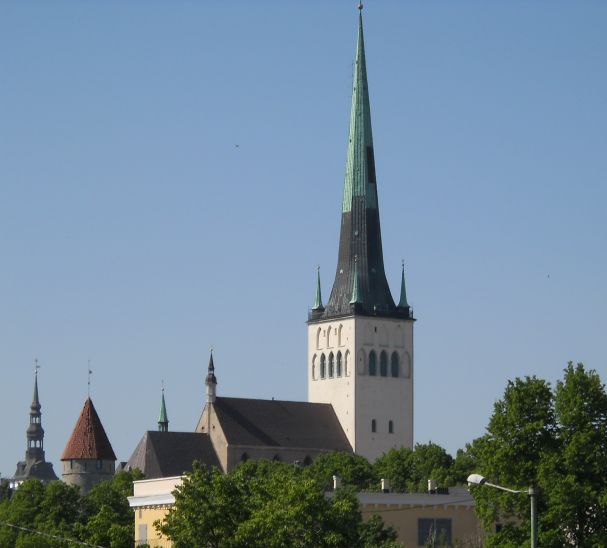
[327,326,332,348]
[380,351,388,377]
[389,420,394,434]
[320,354,326,379]
[336,351,342,377]
[312,354,317,380]
[371,419,377,433]
[316,327,322,350]
[345,350,350,376]
[369,351,377,376]
[328,352,335,378]
[338,324,343,346]
[391,352,400,377]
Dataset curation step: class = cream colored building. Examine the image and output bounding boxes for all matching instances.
[129,478,483,547]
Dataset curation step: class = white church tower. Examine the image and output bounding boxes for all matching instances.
[307,6,414,461]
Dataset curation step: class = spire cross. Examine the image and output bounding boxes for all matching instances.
[87,360,92,398]
[34,358,40,375]
[161,379,165,393]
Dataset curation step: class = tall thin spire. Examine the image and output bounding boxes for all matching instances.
[397,261,410,310]
[158,384,169,432]
[312,266,324,311]
[205,350,217,403]
[321,7,403,319]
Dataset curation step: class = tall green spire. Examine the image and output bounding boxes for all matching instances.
[342,5,377,214]
[158,386,168,432]
[350,256,362,304]
[312,266,324,311]
[398,261,409,309]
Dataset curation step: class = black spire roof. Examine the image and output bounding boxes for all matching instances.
[317,11,411,321]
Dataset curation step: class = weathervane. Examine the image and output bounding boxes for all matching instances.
[358,2,363,11]
[34,357,40,376]
[87,360,92,398]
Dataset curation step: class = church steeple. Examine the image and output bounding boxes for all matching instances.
[11,361,58,487]
[397,261,410,311]
[322,7,405,319]
[158,386,169,432]
[205,350,217,404]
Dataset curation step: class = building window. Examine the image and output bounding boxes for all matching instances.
[138,524,148,544]
[303,455,312,466]
[329,352,335,378]
[241,453,249,462]
[272,454,281,462]
[418,518,452,547]
[336,351,342,377]
[371,419,376,433]
[391,352,400,377]
[380,351,388,376]
[96,459,103,470]
[369,351,377,376]
[320,354,326,379]
[389,420,394,434]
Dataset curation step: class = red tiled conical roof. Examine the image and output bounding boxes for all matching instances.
[61,398,116,461]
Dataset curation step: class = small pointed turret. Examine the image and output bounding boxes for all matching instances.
[205,350,217,404]
[158,387,169,432]
[397,261,410,310]
[312,266,324,311]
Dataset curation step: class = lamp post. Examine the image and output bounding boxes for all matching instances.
[467,474,537,548]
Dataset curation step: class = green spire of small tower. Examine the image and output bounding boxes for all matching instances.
[350,256,362,304]
[158,385,169,432]
[397,260,409,309]
[312,266,324,311]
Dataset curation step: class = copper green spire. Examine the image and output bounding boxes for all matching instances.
[350,256,362,304]
[321,8,400,319]
[158,385,169,432]
[398,261,409,309]
[342,6,377,214]
[312,266,324,311]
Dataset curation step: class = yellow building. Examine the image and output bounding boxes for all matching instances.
[128,477,483,547]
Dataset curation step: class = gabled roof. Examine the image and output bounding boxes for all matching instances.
[61,398,116,461]
[213,397,352,452]
[125,431,220,479]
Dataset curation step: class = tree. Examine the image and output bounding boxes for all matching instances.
[470,364,607,547]
[304,451,377,491]
[159,460,399,547]
[374,443,454,492]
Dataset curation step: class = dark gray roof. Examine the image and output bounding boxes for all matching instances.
[12,460,58,483]
[213,397,352,452]
[125,431,220,479]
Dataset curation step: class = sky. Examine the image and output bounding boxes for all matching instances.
[1,0,606,479]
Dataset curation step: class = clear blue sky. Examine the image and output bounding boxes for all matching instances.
[1,1,606,478]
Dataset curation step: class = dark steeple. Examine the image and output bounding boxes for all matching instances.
[205,350,217,403]
[11,362,58,486]
[321,8,409,320]
[158,386,169,432]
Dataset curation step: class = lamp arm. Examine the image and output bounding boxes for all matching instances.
[484,481,525,495]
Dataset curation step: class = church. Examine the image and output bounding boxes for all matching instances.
[125,4,414,477]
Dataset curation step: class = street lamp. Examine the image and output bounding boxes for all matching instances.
[467,473,537,548]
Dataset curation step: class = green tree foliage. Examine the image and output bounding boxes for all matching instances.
[304,451,377,490]
[0,470,142,548]
[158,460,399,548]
[471,363,607,547]
[374,443,455,492]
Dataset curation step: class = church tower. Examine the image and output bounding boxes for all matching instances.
[307,6,414,461]
[11,364,58,488]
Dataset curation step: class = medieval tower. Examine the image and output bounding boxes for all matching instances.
[307,7,414,461]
